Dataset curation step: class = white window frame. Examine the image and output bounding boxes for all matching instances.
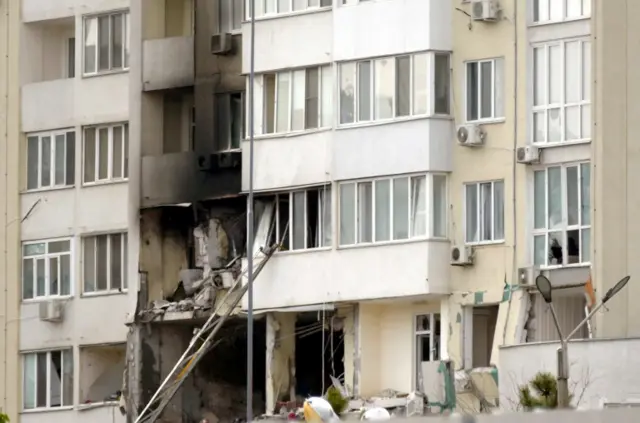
[338,52,451,127]
[220,0,244,33]
[338,173,447,247]
[532,0,591,24]
[82,10,130,76]
[82,123,129,185]
[531,39,591,145]
[464,58,504,123]
[246,0,332,19]
[464,180,505,244]
[82,232,128,295]
[532,162,591,268]
[414,313,441,390]
[22,238,73,301]
[25,129,76,192]
[252,65,332,137]
[22,349,74,411]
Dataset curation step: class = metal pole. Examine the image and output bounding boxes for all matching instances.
[246,0,256,421]
[547,304,569,408]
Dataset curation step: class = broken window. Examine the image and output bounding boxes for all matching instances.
[526,289,588,342]
[79,344,125,405]
[414,313,440,391]
[216,92,244,151]
[23,349,73,410]
[253,186,332,252]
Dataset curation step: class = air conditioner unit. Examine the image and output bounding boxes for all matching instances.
[39,300,64,323]
[451,245,474,266]
[211,33,233,55]
[456,124,486,147]
[197,154,213,172]
[516,146,540,164]
[212,271,235,289]
[471,0,499,22]
[517,267,536,285]
[215,151,241,169]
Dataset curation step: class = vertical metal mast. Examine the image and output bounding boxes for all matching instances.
[246,0,257,420]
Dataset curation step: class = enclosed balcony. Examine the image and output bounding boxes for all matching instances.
[143,36,194,91]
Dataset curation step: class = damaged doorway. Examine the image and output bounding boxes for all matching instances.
[295,312,345,398]
[415,313,441,392]
[462,305,499,369]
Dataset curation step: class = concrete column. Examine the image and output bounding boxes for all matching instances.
[265,312,296,415]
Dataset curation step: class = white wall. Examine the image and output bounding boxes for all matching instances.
[242,240,450,310]
[22,0,130,23]
[21,404,126,423]
[498,338,640,410]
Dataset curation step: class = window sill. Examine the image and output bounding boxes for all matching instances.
[252,127,331,141]
[338,236,447,251]
[537,263,591,271]
[22,295,73,304]
[82,68,129,79]
[21,406,74,414]
[274,246,332,256]
[528,16,590,28]
[244,6,331,23]
[532,139,591,149]
[21,185,75,195]
[81,289,128,299]
[78,401,119,411]
[82,178,129,188]
[337,114,450,131]
[466,240,505,247]
[465,117,506,126]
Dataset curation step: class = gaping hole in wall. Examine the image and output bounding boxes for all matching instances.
[471,306,498,368]
[525,286,589,343]
[80,344,126,406]
[295,312,345,398]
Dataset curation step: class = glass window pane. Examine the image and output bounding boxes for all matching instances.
[84,128,96,183]
[533,47,545,106]
[60,255,71,296]
[358,61,371,121]
[410,176,427,237]
[549,0,562,20]
[374,58,394,120]
[392,177,409,240]
[291,69,305,131]
[84,237,96,292]
[98,128,109,179]
[549,45,562,104]
[567,229,580,264]
[24,243,45,256]
[320,66,332,128]
[23,354,36,409]
[49,240,70,253]
[263,74,276,134]
[533,111,545,143]
[123,234,128,289]
[565,106,580,140]
[480,61,493,119]
[566,0,581,18]
[97,235,108,290]
[580,163,591,225]
[276,72,291,132]
[339,63,356,124]
[548,231,564,265]
[321,187,332,247]
[27,136,39,190]
[124,13,130,67]
[36,352,47,408]
[533,0,549,21]
[375,180,391,242]
[339,183,356,245]
[413,53,428,115]
[480,183,492,241]
[292,0,304,11]
[305,67,319,129]
[112,126,123,178]
[41,136,51,187]
[581,228,591,262]
[111,234,123,290]
[548,108,561,142]
[493,181,504,240]
[233,0,244,28]
[566,166,579,226]
[62,350,73,406]
[84,18,97,73]
[23,258,34,299]
[124,124,129,178]
[49,257,59,296]
[231,93,243,149]
[547,167,562,229]
[49,351,62,407]
[111,13,123,69]
[534,235,546,265]
[292,192,305,250]
[534,170,546,229]
[466,62,478,121]
[54,135,65,185]
[98,15,110,71]
[36,259,45,297]
[465,185,478,242]
[583,41,591,101]
[65,132,75,185]
[565,41,581,103]
[395,56,411,117]
[581,104,591,139]
[357,182,373,243]
[434,54,450,114]
[433,175,447,238]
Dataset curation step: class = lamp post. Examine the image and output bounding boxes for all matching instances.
[535,274,630,409]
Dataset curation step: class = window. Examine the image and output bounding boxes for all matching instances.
[532,40,591,144]
[465,58,504,122]
[83,123,129,184]
[465,181,505,243]
[253,186,332,252]
[339,52,450,125]
[415,313,441,389]
[339,174,447,246]
[26,130,75,191]
[22,239,72,300]
[220,0,244,32]
[246,0,331,18]
[67,38,76,78]
[216,92,244,151]
[83,11,130,75]
[252,66,332,136]
[533,0,590,23]
[533,163,590,267]
[83,233,128,293]
[23,349,73,410]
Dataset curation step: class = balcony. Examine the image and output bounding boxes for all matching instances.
[21,404,126,423]
[143,36,194,91]
[241,241,450,310]
[22,0,129,23]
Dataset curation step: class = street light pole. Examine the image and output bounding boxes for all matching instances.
[535,274,630,409]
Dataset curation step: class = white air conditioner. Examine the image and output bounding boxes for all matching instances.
[451,245,474,266]
[211,33,233,55]
[517,267,536,285]
[212,271,235,289]
[471,0,499,22]
[516,146,540,164]
[456,124,486,147]
[39,300,64,323]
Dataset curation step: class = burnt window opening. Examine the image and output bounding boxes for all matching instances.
[252,186,332,253]
[216,91,244,152]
